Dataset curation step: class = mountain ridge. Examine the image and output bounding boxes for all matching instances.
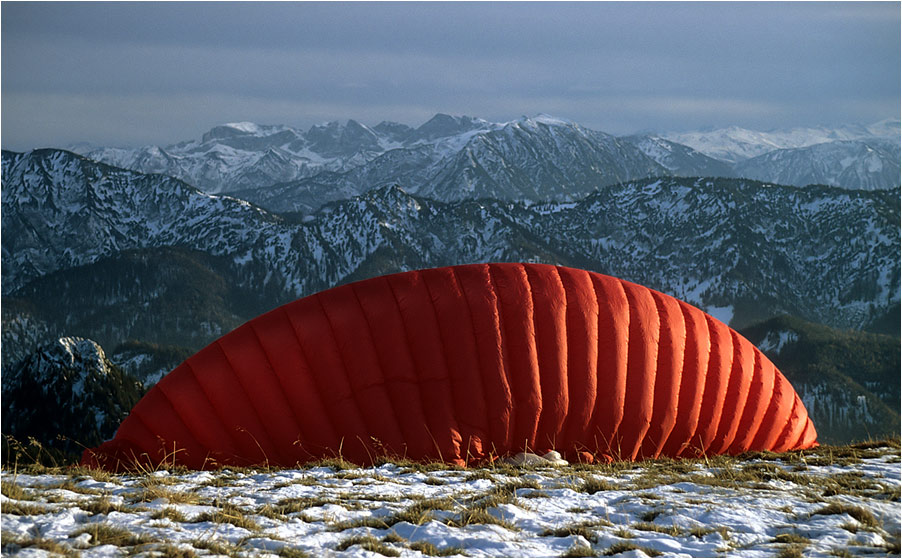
[56,114,900,204]
[3,149,897,371]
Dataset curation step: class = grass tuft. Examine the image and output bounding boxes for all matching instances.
[276,545,310,557]
[79,496,130,515]
[150,507,189,523]
[389,497,456,525]
[464,470,496,482]
[190,538,240,556]
[2,530,80,557]
[773,533,810,544]
[2,500,51,516]
[811,502,879,528]
[408,540,466,556]
[540,520,613,543]
[336,534,401,556]
[776,543,807,558]
[134,485,201,505]
[689,526,730,540]
[580,477,617,494]
[1,481,33,501]
[561,543,598,557]
[631,521,683,537]
[192,502,262,532]
[143,543,197,557]
[255,503,288,521]
[447,506,518,531]
[602,541,661,557]
[72,523,153,547]
[640,509,663,522]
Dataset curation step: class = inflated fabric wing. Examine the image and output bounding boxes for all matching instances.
[83,263,817,470]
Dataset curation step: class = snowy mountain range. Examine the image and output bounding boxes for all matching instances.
[661,119,900,162]
[3,149,898,369]
[733,140,900,193]
[73,114,508,195]
[68,115,900,211]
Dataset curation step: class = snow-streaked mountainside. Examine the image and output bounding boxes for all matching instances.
[3,149,898,354]
[662,119,901,163]
[1,149,282,293]
[231,116,669,214]
[65,115,901,204]
[734,140,900,191]
[1,337,143,451]
[72,114,505,195]
[621,135,735,178]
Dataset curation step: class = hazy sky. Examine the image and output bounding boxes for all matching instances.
[2,2,899,150]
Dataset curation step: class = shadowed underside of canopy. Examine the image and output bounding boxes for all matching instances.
[83,263,817,470]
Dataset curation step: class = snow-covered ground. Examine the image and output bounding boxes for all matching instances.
[2,444,899,557]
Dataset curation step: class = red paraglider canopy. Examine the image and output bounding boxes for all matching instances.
[83,263,817,470]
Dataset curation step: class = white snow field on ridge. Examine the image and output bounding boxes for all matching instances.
[1,444,899,558]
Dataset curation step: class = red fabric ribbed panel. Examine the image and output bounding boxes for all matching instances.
[385,271,462,462]
[420,267,491,462]
[641,291,686,459]
[490,264,543,454]
[256,308,338,459]
[285,295,374,464]
[316,284,407,457]
[708,330,756,455]
[454,265,514,452]
[582,274,629,454]
[155,363,244,466]
[657,302,706,457]
[619,281,660,461]
[526,265,570,454]
[350,277,433,460]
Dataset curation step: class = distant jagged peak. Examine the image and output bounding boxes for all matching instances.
[514,113,574,127]
[202,121,297,143]
[365,182,411,199]
[409,113,495,143]
[373,120,415,141]
[307,118,376,134]
[303,119,382,156]
[421,112,487,126]
[342,119,380,138]
[502,114,612,141]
